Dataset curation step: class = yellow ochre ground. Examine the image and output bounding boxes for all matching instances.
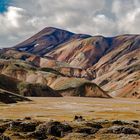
[0,97,140,121]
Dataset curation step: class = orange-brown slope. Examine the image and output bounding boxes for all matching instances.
[91,35,140,97]
[116,80,140,98]
[46,36,110,68]
[0,50,95,80]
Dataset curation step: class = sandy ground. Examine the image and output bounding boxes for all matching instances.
[0,97,140,121]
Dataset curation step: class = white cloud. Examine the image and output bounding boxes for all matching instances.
[118,8,140,34]
[0,6,39,48]
[92,14,117,35]
[112,0,140,34]
[0,0,140,48]
[0,6,22,33]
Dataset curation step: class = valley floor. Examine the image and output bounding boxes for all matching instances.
[0,97,140,121]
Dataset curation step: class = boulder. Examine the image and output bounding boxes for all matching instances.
[107,126,140,135]
[36,121,72,137]
[9,121,38,132]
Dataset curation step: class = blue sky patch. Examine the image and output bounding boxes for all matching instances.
[0,0,11,13]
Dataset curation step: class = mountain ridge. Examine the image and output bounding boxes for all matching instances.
[0,27,140,98]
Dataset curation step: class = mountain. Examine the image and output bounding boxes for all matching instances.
[90,35,140,97]
[13,27,91,56]
[1,27,140,98]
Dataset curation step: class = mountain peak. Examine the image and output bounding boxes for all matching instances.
[13,27,91,55]
[38,26,75,35]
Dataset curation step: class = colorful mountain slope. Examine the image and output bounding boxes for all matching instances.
[1,27,140,98]
[13,27,91,56]
[0,59,110,98]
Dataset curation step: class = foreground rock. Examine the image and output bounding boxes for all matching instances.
[107,125,140,134]
[0,89,31,104]
[1,118,140,140]
[26,121,72,139]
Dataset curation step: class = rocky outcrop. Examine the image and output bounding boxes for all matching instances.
[18,82,62,97]
[0,74,62,97]
[50,77,111,98]
[0,89,31,104]
[1,118,140,140]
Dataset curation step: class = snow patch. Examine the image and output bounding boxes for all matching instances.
[34,44,39,47]
[18,47,28,51]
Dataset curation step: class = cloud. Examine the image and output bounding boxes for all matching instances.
[0,0,140,48]
[118,8,140,34]
[0,6,24,47]
[112,0,140,34]
[0,6,39,47]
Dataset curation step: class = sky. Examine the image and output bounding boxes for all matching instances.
[0,0,140,48]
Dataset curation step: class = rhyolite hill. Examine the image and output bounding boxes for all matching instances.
[0,27,140,100]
